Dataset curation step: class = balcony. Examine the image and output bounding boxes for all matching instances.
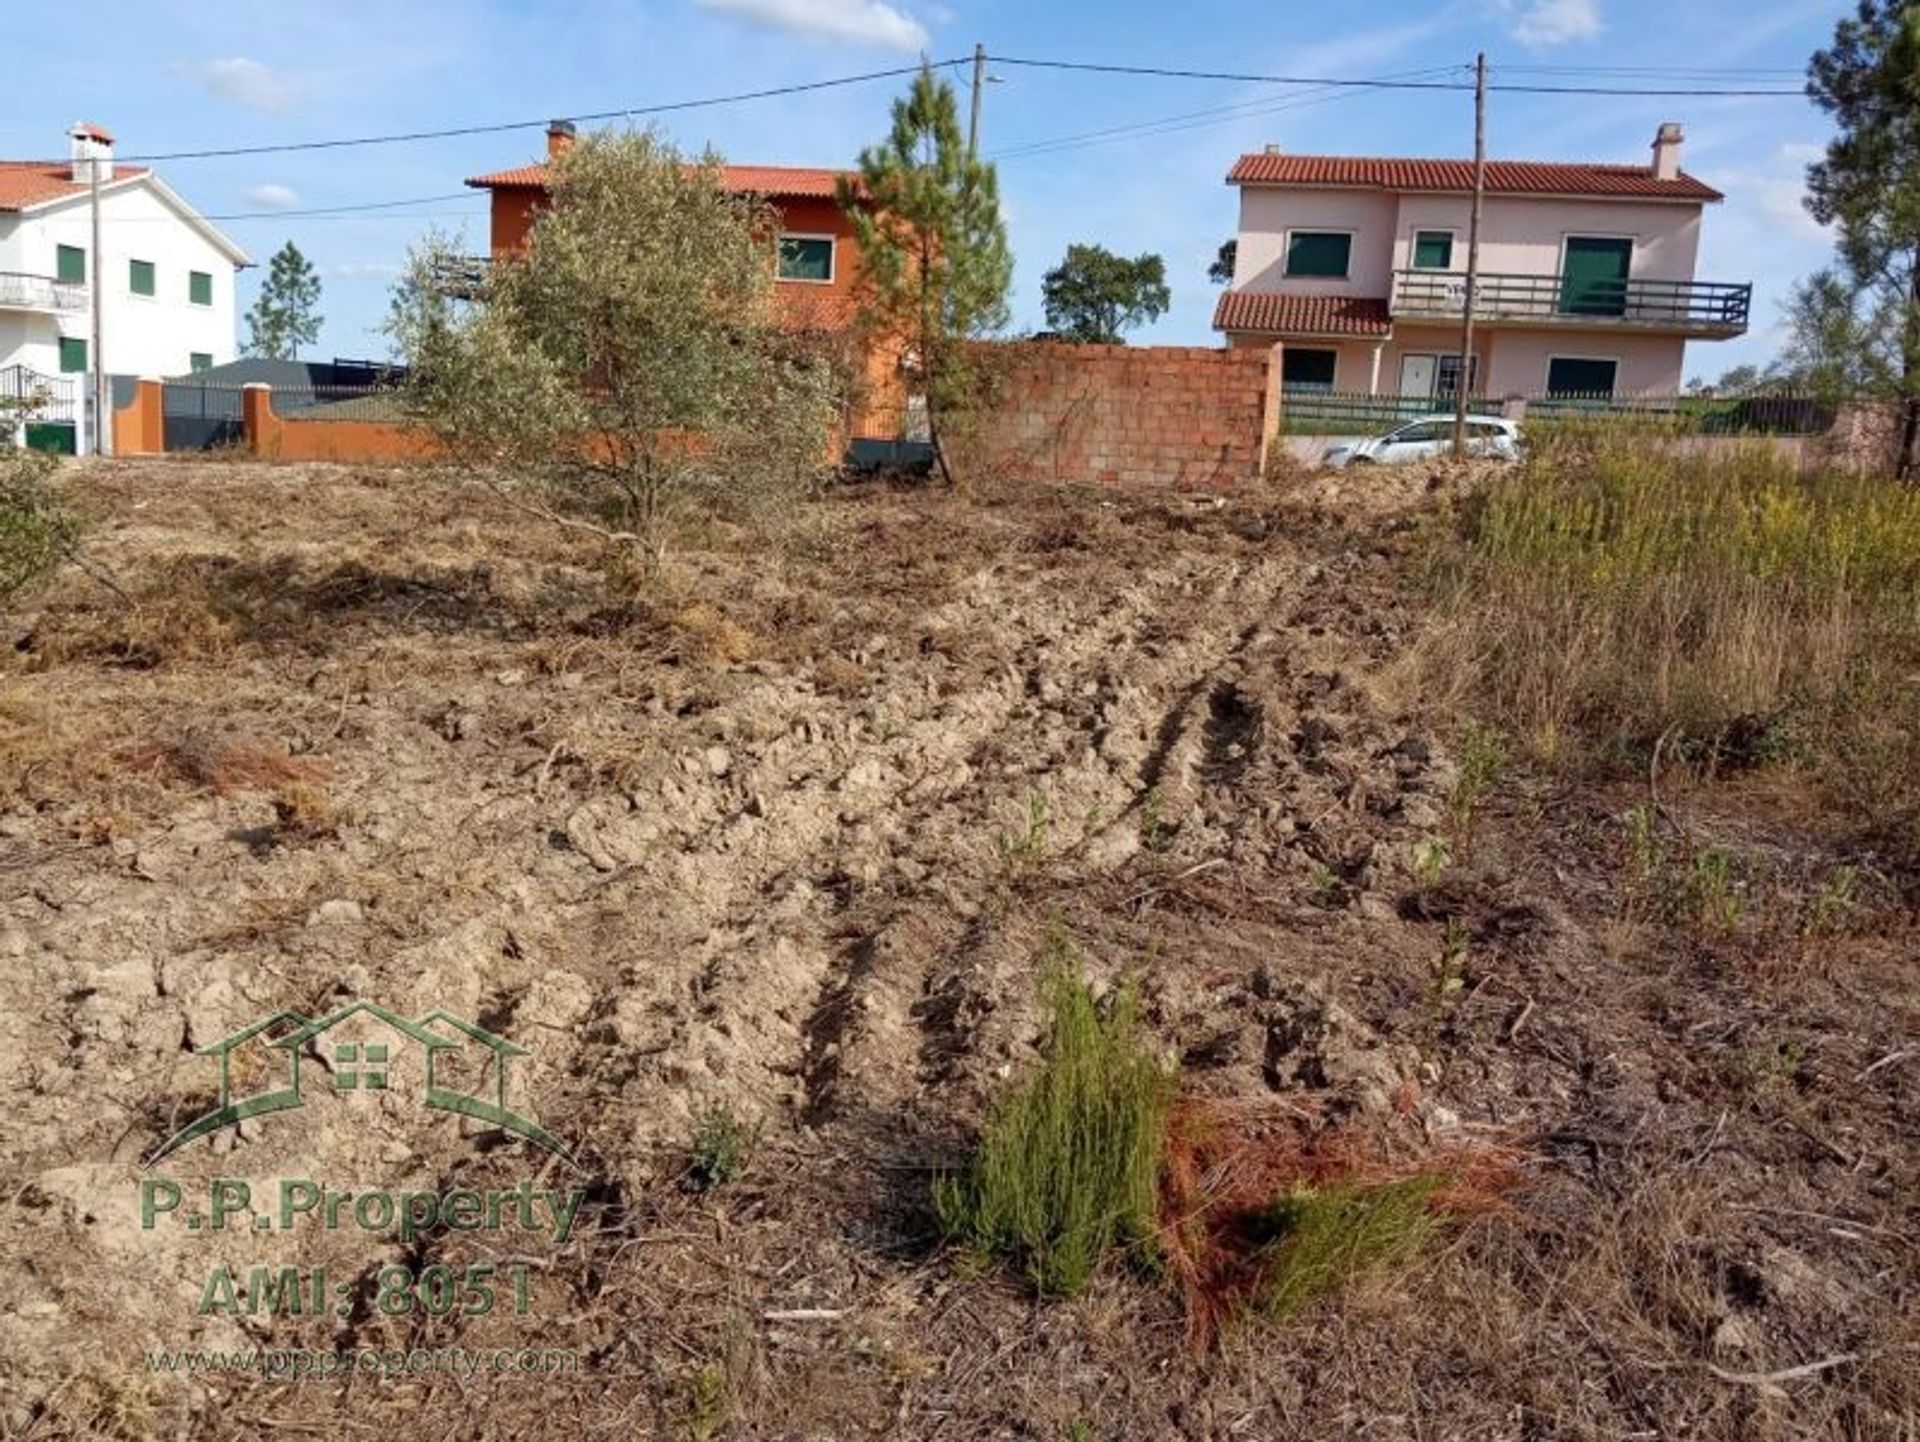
[0,272,87,314]
[1391,270,1750,337]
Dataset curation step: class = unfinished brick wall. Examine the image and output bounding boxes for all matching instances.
[954,342,1281,489]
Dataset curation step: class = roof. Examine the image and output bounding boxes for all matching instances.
[1226,153,1721,202]
[1212,291,1393,338]
[0,160,150,211]
[466,160,857,200]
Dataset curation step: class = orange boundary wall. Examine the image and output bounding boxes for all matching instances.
[242,385,441,463]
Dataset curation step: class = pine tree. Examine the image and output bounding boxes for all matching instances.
[1805,2,1920,472]
[245,241,323,360]
[840,63,1011,483]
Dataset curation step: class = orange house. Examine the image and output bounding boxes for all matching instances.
[466,122,899,435]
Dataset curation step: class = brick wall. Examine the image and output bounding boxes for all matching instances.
[953,341,1281,489]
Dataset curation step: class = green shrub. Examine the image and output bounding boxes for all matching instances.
[934,940,1175,1297]
[686,1104,761,1192]
[1251,1176,1443,1319]
[0,446,80,602]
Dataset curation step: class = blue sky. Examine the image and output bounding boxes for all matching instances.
[3,0,1848,379]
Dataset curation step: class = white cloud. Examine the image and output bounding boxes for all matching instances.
[331,261,403,280]
[696,0,928,50]
[1510,0,1602,48]
[191,57,304,113]
[244,183,301,211]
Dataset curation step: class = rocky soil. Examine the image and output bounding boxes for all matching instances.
[0,460,1912,1439]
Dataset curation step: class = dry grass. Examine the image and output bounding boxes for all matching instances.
[1425,433,1920,863]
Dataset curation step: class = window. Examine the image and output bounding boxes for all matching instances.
[777,235,834,283]
[1280,348,1339,392]
[1284,231,1351,278]
[1546,357,1619,397]
[188,270,213,306]
[1436,353,1479,398]
[1412,230,1453,269]
[189,352,213,372]
[58,337,87,373]
[130,259,155,297]
[56,244,85,285]
[1389,421,1449,444]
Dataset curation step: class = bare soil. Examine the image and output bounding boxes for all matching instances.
[1,459,1913,1439]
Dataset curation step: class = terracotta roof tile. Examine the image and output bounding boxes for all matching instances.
[466,161,856,199]
[0,161,150,211]
[1212,291,1393,338]
[1227,153,1721,202]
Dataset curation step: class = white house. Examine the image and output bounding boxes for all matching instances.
[0,123,248,446]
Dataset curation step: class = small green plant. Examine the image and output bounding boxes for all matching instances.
[1251,1175,1443,1320]
[0,446,81,603]
[1738,1037,1809,1098]
[997,790,1052,875]
[685,1359,728,1442]
[1683,847,1745,932]
[933,936,1175,1297]
[1139,786,1170,852]
[686,1104,762,1192]
[1448,722,1504,844]
[1409,835,1450,891]
[1427,920,1469,1027]
[1804,863,1861,936]
[1623,803,1664,903]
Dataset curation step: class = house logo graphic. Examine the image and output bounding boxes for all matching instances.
[148,1000,578,1167]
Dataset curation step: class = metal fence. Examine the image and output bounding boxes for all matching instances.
[1278,388,1838,438]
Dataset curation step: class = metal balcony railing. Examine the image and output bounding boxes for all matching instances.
[0,272,87,314]
[1391,270,1751,334]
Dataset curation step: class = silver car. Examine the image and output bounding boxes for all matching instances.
[1322,414,1525,469]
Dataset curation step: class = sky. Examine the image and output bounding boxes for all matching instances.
[1,0,1851,381]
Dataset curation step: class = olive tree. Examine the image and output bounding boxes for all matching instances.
[390,131,837,557]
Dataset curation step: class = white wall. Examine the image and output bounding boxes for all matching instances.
[0,178,240,381]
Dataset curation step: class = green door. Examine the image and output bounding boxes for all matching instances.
[1560,237,1631,317]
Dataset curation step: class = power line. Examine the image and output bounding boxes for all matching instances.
[992,65,1465,161]
[120,61,960,163]
[984,54,1805,97]
[205,193,476,220]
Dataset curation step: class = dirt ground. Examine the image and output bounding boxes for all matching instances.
[0,459,1913,1440]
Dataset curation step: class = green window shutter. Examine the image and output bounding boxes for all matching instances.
[1412,231,1453,269]
[189,270,213,306]
[1285,232,1351,278]
[777,236,834,282]
[130,259,155,297]
[1546,357,1618,396]
[58,337,87,373]
[190,352,213,372]
[56,245,85,284]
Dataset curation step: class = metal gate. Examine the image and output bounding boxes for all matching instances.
[1,365,78,453]
[161,381,246,451]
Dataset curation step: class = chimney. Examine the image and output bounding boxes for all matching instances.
[547,120,577,161]
[1650,122,1683,181]
[1263,142,1282,155]
[69,122,115,185]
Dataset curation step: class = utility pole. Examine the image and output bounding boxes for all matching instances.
[1451,51,1487,461]
[88,142,108,456]
[967,42,986,158]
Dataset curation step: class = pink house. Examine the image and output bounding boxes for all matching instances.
[1212,125,1747,400]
